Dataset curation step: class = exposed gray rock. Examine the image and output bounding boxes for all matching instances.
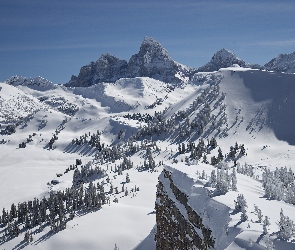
[265,51,295,73]
[66,37,192,87]
[66,53,128,87]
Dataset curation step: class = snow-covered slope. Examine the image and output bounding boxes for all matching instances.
[1,66,295,249]
[265,51,295,73]
[0,82,46,126]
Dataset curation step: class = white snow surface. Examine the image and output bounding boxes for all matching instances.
[1,67,295,249]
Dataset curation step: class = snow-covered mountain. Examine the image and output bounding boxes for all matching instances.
[265,50,295,73]
[6,75,54,89]
[1,67,295,249]
[198,48,250,72]
[2,37,295,249]
[65,38,295,89]
[66,37,192,87]
[127,37,191,83]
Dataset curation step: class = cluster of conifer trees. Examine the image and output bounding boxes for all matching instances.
[133,83,227,141]
[0,156,139,244]
[262,167,295,204]
[72,130,103,149]
[123,113,153,123]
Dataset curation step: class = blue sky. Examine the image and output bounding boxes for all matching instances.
[1,0,295,84]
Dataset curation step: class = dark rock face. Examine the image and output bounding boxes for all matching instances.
[127,37,188,83]
[155,169,215,250]
[66,38,275,87]
[66,37,192,87]
[198,48,248,72]
[66,53,128,87]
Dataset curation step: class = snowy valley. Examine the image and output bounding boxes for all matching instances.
[1,38,295,250]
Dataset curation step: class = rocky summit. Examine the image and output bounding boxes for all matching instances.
[66,37,193,87]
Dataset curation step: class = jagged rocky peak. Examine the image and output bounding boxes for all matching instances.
[66,53,128,87]
[137,36,171,62]
[66,37,193,87]
[265,51,295,73]
[127,36,187,82]
[97,53,126,66]
[6,75,54,87]
[95,53,128,80]
[198,48,249,72]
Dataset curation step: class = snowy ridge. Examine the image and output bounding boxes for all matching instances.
[6,75,54,89]
[157,165,231,249]
[0,82,46,124]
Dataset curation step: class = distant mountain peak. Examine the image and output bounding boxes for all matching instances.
[133,37,172,64]
[6,75,54,88]
[97,53,118,61]
[66,53,128,87]
[198,48,248,72]
[215,48,236,57]
[265,51,295,73]
[139,37,170,58]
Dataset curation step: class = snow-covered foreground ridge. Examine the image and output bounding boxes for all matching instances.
[156,162,295,249]
[0,67,295,249]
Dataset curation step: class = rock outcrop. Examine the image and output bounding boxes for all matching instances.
[66,53,128,87]
[155,166,231,250]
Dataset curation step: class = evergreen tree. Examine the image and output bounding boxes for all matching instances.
[278,208,295,240]
[263,216,271,234]
[254,205,263,223]
[232,167,238,191]
[217,147,223,161]
[210,137,217,149]
[201,170,206,180]
[229,146,236,159]
[126,173,130,183]
[24,231,30,243]
[209,170,217,187]
[216,168,229,194]
[234,194,247,211]
[240,207,248,221]
[240,144,246,155]
[202,154,208,164]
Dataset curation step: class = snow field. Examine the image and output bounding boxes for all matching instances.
[1,68,295,249]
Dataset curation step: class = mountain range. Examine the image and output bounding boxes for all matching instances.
[60,37,294,88]
[5,37,295,87]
